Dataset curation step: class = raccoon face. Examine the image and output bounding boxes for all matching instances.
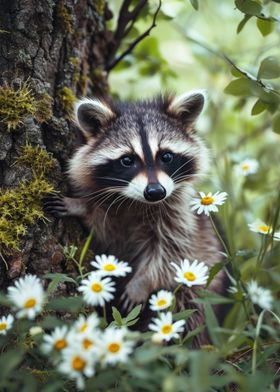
[69,91,209,204]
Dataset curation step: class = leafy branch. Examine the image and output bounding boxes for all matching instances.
[106,0,162,72]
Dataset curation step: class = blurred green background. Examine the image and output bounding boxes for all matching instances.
[108,0,280,286]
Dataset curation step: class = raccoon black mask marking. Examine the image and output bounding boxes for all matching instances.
[44,91,227,346]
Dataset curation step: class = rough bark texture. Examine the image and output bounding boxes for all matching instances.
[0,0,110,286]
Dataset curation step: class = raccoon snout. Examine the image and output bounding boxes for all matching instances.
[144,183,166,202]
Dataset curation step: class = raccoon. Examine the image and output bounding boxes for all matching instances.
[45,91,226,344]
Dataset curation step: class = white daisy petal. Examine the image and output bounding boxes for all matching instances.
[91,254,132,277]
[235,159,259,177]
[149,312,185,342]
[171,259,209,287]
[7,275,45,319]
[190,191,228,216]
[78,272,115,307]
[247,280,273,310]
[0,314,14,335]
[99,327,134,365]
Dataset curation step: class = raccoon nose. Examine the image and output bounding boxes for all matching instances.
[144,183,166,202]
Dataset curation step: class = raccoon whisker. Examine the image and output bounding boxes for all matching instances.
[81,186,124,199]
[93,190,120,208]
[103,194,125,229]
[170,156,197,179]
[116,195,130,214]
[173,173,202,183]
[87,190,118,204]
[94,176,132,186]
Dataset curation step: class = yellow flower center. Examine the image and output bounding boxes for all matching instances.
[54,339,67,350]
[241,163,250,171]
[184,271,196,281]
[79,323,88,333]
[83,338,93,350]
[161,325,173,334]
[200,196,214,205]
[72,356,86,371]
[0,322,7,331]
[24,298,37,309]
[156,299,167,307]
[91,283,102,293]
[108,342,121,353]
[104,263,116,272]
[258,225,270,233]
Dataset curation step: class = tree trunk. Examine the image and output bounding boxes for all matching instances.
[0,0,110,286]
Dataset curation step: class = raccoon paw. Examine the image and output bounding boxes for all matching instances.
[120,283,147,312]
[43,193,69,217]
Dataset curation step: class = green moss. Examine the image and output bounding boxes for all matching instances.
[0,83,37,131]
[34,92,53,123]
[0,83,53,131]
[16,144,55,176]
[0,145,55,254]
[94,0,105,15]
[57,3,74,34]
[57,86,76,115]
[69,57,81,84]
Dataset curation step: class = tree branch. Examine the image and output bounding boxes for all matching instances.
[106,0,162,72]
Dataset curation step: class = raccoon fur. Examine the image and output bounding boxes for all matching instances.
[45,91,227,345]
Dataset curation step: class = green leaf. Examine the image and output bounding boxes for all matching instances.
[203,302,222,347]
[173,309,197,321]
[46,296,84,312]
[112,306,123,326]
[39,315,65,328]
[258,56,280,79]
[237,14,252,33]
[235,0,262,16]
[189,0,199,11]
[272,112,280,134]
[251,99,267,115]
[206,262,224,287]
[44,273,77,294]
[0,348,25,382]
[224,78,257,96]
[193,289,233,305]
[183,325,205,343]
[124,304,142,322]
[257,18,275,36]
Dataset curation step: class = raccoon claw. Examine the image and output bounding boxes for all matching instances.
[43,193,68,217]
[121,293,135,313]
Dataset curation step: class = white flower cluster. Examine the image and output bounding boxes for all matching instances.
[147,259,209,342]
[42,314,135,390]
[247,280,273,310]
[78,254,132,306]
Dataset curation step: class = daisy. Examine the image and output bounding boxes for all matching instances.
[41,326,69,354]
[236,158,259,176]
[7,275,45,319]
[149,312,185,342]
[149,290,173,311]
[171,259,209,287]
[73,313,100,334]
[248,219,280,240]
[100,327,134,365]
[78,272,115,307]
[248,219,272,235]
[91,254,132,277]
[247,280,273,310]
[0,314,14,335]
[190,191,228,216]
[58,347,95,390]
[69,328,102,355]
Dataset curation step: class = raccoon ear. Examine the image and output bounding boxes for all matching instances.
[74,98,116,138]
[167,90,206,129]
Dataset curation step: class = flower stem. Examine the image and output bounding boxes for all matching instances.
[78,225,95,279]
[209,213,231,258]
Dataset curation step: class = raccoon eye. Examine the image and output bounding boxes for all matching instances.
[161,151,174,163]
[120,155,135,167]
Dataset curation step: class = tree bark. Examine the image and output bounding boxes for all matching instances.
[0,0,110,286]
